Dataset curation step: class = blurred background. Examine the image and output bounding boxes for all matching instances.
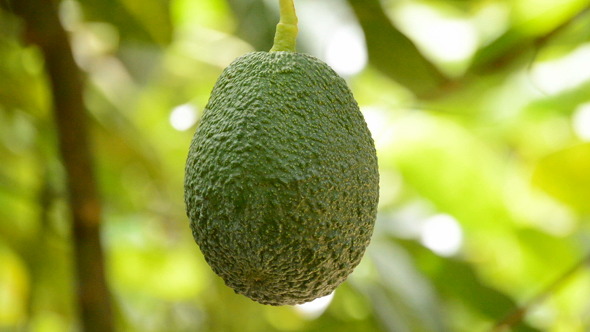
[1,0,590,331]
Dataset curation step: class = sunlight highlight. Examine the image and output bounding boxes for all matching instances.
[420,214,463,256]
[532,43,590,95]
[572,102,590,141]
[396,4,478,63]
[361,106,390,147]
[324,25,367,76]
[295,292,334,319]
[169,104,198,131]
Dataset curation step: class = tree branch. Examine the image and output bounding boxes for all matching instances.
[347,0,590,100]
[6,0,114,331]
[490,253,590,331]
[469,3,590,76]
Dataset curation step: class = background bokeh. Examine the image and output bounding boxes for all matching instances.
[1,0,590,331]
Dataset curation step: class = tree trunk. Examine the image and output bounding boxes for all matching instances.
[6,0,115,331]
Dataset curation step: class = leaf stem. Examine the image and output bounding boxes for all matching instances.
[270,0,298,52]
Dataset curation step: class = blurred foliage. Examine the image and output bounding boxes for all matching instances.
[1,0,590,331]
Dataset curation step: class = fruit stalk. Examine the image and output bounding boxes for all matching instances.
[270,0,298,52]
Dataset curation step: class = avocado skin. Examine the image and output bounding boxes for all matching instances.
[184,51,379,305]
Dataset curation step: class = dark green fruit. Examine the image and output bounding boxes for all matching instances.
[184,51,379,305]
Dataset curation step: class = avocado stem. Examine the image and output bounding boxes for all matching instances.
[270,0,298,52]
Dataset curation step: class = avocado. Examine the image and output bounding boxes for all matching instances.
[184,0,379,306]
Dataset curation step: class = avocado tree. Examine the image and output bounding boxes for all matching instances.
[0,0,589,331]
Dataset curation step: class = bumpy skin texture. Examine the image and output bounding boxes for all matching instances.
[184,51,379,305]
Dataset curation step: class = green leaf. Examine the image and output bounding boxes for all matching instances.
[77,0,172,44]
[352,242,449,332]
[402,240,542,332]
[383,113,510,230]
[532,143,590,213]
[226,0,276,51]
[346,0,447,98]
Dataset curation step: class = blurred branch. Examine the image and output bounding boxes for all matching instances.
[5,0,114,331]
[468,3,590,76]
[347,0,590,100]
[490,253,590,332]
[346,0,449,98]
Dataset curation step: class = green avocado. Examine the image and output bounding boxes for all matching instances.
[184,0,378,306]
